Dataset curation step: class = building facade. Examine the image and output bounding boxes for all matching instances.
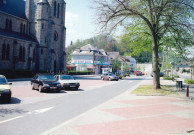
[71,44,110,74]
[0,0,66,73]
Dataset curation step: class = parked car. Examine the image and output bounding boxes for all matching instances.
[54,75,80,90]
[31,74,62,92]
[0,75,12,102]
[101,73,119,81]
[133,71,142,76]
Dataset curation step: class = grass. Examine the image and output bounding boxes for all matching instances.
[131,85,179,96]
[184,79,194,84]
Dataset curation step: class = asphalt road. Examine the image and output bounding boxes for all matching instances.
[0,76,146,135]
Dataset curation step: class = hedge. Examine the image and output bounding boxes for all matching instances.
[0,69,32,78]
[67,71,91,75]
[184,79,194,84]
[163,77,173,80]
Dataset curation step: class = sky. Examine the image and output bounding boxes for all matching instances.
[65,0,97,47]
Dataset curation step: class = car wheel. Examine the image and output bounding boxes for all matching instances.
[116,79,118,81]
[109,78,112,81]
[38,85,43,93]
[75,87,79,90]
[56,89,61,93]
[101,77,104,80]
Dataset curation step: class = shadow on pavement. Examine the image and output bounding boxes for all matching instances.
[0,97,21,105]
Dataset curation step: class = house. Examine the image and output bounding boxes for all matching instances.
[71,44,110,74]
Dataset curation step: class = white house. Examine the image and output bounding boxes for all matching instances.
[71,44,110,74]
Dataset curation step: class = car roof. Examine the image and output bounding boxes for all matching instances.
[0,75,6,78]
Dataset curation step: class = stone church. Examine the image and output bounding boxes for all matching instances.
[0,0,66,73]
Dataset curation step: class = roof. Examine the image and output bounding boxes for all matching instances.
[80,44,98,51]
[107,52,119,60]
[0,0,26,19]
[0,28,38,43]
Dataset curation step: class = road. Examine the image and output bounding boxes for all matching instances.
[0,75,146,135]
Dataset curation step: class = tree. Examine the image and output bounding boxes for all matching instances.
[123,63,129,71]
[93,0,194,89]
[112,57,122,73]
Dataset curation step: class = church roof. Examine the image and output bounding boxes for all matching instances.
[0,0,26,19]
[0,28,38,43]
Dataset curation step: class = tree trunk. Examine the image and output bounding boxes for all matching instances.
[152,33,160,89]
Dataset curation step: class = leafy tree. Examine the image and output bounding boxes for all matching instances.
[92,0,194,89]
[123,63,129,71]
[112,57,122,73]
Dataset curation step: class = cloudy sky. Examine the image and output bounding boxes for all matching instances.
[65,0,97,47]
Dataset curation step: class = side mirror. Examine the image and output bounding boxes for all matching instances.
[9,83,12,85]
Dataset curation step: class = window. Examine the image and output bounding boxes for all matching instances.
[20,23,23,33]
[54,1,56,17]
[6,44,10,60]
[5,19,9,29]
[23,24,25,33]
[41,23,44,29]
[54,31,58,41]
[2,44,6,60]
[57,3,60,18]
[9,20,12,30]
[19,46,22,61]
[23,47,25,61]
[41,48,43,54]
[1,44,10,60]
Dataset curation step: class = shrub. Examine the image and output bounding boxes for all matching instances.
[119,75,122,79]
[67,71,91,75]
[184,79,194,84]
[173,75,179,78]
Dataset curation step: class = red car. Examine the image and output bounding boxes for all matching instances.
[133,71,142,76]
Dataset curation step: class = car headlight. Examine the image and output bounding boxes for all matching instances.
[57,84,61,87]
[43,84,49,87]
[63,83,69,86]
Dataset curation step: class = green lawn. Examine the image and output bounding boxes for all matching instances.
[131,85,179,96]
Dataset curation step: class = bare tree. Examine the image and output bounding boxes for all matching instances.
[92,0,194,89]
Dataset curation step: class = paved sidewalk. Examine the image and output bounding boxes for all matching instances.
[42,78,194,135]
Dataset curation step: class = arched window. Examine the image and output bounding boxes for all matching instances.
[54,31,58,41]
[19,46,22,61]
[54,1,57,17]
[2,44,6,60]
[6,44,10,60]
[9,20,12,30]
[5,19,9,29]
[23,47,25,61]
[57,3,60,18]
[20,23,23,33]
[23,24,25,33]
[33,48,36,62]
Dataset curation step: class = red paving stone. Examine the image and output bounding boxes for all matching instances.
[119,97,185,106]
[11,86,46,98]
[103,104,194,118]
[73,115,194,135]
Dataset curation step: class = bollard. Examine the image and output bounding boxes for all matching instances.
[186,85,189,97]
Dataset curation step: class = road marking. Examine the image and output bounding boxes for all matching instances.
[0,115,24,124]
[33,107,54,114]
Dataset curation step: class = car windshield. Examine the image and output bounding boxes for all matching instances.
[39,75,55,81]
[109,73,115,76]
[60,75,74,80]
[0,77,8,85]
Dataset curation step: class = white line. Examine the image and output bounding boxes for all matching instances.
[0,115,24,124]
[33,107,54,114]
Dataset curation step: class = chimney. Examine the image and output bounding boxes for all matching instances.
[3,0,6,4]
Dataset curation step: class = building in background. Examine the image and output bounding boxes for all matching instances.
[0,0,66,74]
[71,44,110,74]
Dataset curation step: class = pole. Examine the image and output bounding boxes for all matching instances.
[186,85,189,97]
